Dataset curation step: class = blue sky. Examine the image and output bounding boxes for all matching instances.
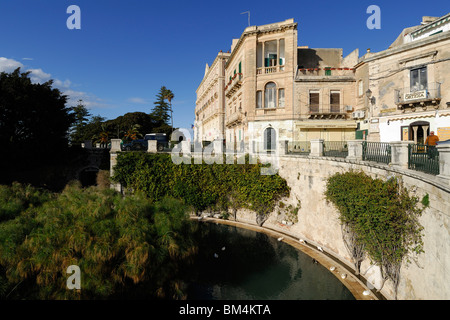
[0,0,449,131]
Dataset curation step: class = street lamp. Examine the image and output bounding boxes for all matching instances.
[366,89,375,105]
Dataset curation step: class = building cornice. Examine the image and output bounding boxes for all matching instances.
[196,52,230,94]
[361,29,450,64]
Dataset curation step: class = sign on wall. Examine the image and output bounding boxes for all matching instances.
[437,127,450,141]
[404,90,427,101]
[401,126,409,141]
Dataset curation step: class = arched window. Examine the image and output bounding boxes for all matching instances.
[265,82,277,108]
[264,127,276,151]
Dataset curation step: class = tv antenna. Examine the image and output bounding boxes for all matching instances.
[241,11,250,27]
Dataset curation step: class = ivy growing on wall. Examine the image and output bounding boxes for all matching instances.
[112,152,290,226]
[324,170,425,299]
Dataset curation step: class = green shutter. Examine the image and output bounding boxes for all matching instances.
[238,62,242,73]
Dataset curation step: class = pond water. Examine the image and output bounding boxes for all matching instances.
[183,222,355,300]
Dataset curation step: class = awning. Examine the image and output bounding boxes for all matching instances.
[295,121,357,129]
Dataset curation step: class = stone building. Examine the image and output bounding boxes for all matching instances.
[224,18,298,151]
[195,13,450,148]
[355,13,450,143]
[194,51,230,142]
[293,47,359,143]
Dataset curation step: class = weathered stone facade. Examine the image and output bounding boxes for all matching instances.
[195,51,230,142]
[229,154,450,300]
[195,13,450,146]
[356,14,450,142]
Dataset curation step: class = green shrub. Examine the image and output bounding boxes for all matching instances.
[325,170,425,299]
[0,183,196,300]
[112,152,290,224]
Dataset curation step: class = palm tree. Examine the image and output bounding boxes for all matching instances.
[163,89,174,133]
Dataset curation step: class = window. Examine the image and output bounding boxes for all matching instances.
[264,127,276,151]
[358,80,364,96]
[279,39,285,66]
[309,90,320,112]
[278,89,285,108]
[410,67,427,92]
[325,68,332,76]
[330,90,340,113]
[264,41,278,67]
[265,82,277,108]
[256,91,262,109]
[238,62,242,74]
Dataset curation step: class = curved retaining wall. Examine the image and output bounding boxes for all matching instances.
[232,155,450,300]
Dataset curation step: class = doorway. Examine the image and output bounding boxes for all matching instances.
[409,121,430,144]
[264,127,276,151]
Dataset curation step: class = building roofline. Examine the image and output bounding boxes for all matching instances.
[225,19,297,68]
[408,13,450,38]
[360,29,450,64]
[196,52,230,94]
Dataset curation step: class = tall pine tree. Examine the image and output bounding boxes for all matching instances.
[150,86,173,135]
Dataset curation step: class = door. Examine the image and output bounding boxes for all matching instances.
[264,128,276,151]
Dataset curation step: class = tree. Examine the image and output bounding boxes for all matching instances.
[69,100,91,145]
[0,68,75,173]
[151,86,173,135]
[163,89,174,133]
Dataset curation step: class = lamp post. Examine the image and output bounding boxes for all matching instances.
[366,89,375,105]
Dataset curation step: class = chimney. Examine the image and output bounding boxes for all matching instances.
[421,16,439,24]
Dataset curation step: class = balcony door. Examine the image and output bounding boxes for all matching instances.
[265,82,277,108]
[410,67,427,92]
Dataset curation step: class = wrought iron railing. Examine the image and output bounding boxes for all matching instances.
[394,82,441,105]
[323,141,348,158]
[362,141,391,164]
[308,104,347,114]
[408,144,440,175]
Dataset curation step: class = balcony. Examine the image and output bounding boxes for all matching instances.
[295,67,354,82]
[257,65,285,75]
[225,73,242,98]
[307,104,349,119]
[226,111,243,127]
[395,82,441,110]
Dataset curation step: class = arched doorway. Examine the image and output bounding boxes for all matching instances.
[264,127,276,151]
[79,167,100,187]
[409,121,430,144]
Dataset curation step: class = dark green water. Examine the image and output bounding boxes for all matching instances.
[183,222,355,300]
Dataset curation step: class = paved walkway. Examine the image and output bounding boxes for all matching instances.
[191,216,381,300]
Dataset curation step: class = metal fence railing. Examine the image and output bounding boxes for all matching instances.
[323,141,348,158]
[362,141,391,164]
[408,144,440,175]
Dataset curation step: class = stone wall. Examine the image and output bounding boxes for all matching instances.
[233,154,450,300]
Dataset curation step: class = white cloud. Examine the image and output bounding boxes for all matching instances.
[22,58,34,61]
[54,78,72,89]
[28,68,52,84]
[0,57,24,73]
[128,97,147,104]
[63,89,113,110]
[1,56,114,111]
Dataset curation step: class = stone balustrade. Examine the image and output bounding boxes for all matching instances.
[277,139,450,186]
